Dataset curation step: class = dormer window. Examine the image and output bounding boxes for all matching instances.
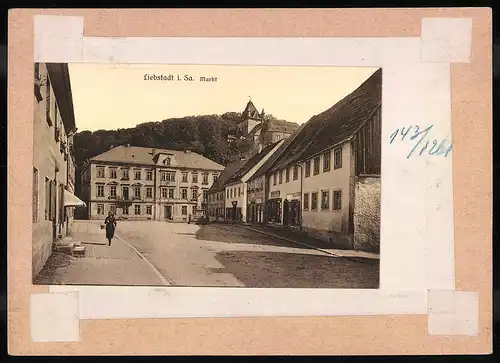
[164,157,171,166]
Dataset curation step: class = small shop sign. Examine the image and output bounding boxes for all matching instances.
[270,191,280,198]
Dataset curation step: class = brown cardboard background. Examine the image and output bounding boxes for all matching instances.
[7,8,492,355]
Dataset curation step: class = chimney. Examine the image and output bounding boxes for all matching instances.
[109,144,114,150]
[127,144,130,148]
[152,148,156,156]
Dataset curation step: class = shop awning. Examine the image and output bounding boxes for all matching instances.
[64,190,86,207]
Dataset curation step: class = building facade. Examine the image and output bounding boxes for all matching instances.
[246,175,266,223]
[265,68,382,252]
[246,123,305,225]
[207,159,247,220]
[32,62,82,279]
[224,140,284,222]
[81,146,224,222]
[267,143,353,244]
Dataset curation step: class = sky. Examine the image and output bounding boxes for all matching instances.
[68,63,379,132]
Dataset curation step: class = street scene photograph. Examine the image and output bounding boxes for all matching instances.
[32,63,382,288]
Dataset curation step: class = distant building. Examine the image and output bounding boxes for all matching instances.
[32,63,84,279]
[265,69,382,252]
[224,141,284,222]
[233,99,300,153]
[80,146,224,222]
[246,123,306,224]
[207,159,247,220]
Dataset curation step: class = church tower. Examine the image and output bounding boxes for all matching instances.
[239,98,263,136]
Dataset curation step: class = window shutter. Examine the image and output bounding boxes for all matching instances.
[60,184,65,221]
[50,180,56,220]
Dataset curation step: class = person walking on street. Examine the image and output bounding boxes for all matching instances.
[104,212,117,246]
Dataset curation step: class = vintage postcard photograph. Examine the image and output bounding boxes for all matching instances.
[32,63,382,288]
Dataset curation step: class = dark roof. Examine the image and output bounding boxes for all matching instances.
[46,63,76,133]
[269,68,382,173]
[262,119,300,134]
[224,141,282,186]
[208,159,248,193]
[91,145,225,170]
[241,100,262,120]
[250,123,307,181]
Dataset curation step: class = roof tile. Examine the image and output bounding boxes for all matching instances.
[91,145,225,171]
[269,68,382,173]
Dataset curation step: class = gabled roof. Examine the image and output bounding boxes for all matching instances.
[208,159,248,193]
[250,123,307,181]
[269,68,382,173]
[241,100,262,120]
[224,141,282,186]
[90,145,225,170]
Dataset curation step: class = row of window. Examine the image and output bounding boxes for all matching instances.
[97,168,153,181]
[96,166,218,185]
[248,177,264,192]
[32,166,65,224]
[160,188,208,201]
[95,184,208,201]
[96,204,191,216]
[35,64,73,163]
[208,191,225,202]
[272,147,342,186]
[226,186,243,199]
[303,190,342,211]
[96,184,149,199]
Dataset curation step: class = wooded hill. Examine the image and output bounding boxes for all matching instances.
[73,112,257,173]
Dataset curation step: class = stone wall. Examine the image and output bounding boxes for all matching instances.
[32,222,53,280]
[353,176,381,253]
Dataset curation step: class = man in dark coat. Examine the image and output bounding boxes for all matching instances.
[104,212,117,246]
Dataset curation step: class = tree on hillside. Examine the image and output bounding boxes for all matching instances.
[73,112,253,169]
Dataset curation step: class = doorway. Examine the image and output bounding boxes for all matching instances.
[283,199,290,226]
[164,205,172,220]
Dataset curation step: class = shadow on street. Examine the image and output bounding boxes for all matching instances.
[212,250,380,288]
[195,223,317,250]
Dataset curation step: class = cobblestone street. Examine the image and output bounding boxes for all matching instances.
[36,220,379,288]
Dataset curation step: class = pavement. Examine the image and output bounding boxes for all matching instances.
[237,223,380,260]
[35,220,379,289]
[34,221,165,286]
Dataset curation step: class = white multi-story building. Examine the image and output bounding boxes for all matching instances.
[32,62,84,279]
[81,146,224,222]
[265,69,382,252]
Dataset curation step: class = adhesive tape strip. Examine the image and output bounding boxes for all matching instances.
[30,292,80,342]
[34,15,84,63]
[428,289,479,336]
[420,17,473,63]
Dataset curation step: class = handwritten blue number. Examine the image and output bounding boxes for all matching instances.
[400,126,413,141]
[389,129,399,144]
[407,124,434,159]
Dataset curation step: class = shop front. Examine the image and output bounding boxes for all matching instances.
[226,201,242,221]
[283,192,301,227]
[267,191,282,224]
[247,199,264,223]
